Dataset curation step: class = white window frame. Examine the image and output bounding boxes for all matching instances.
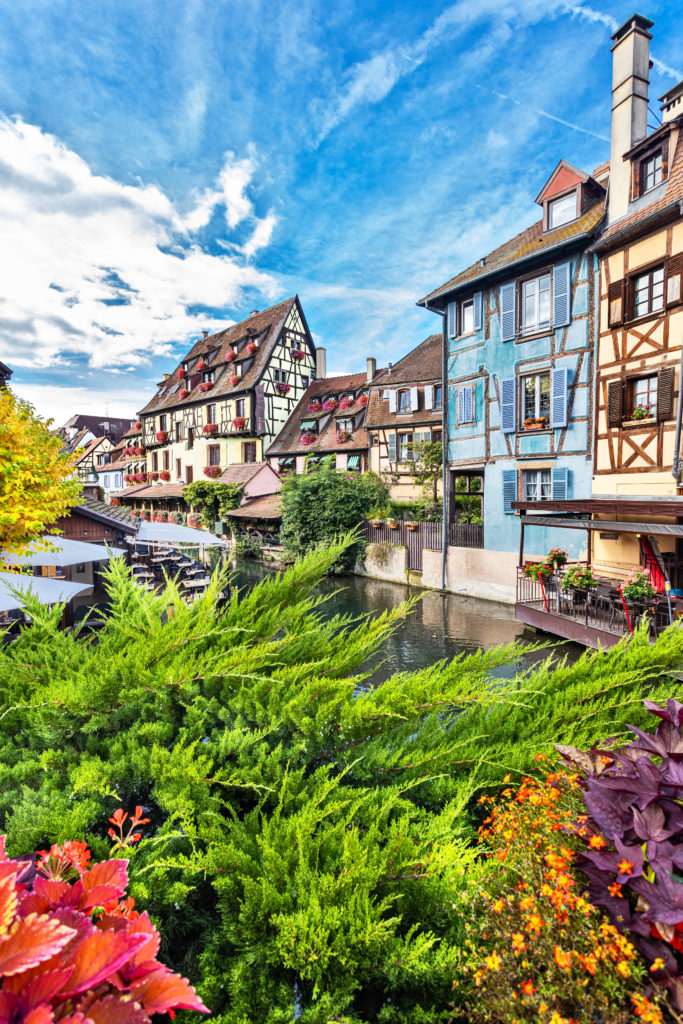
[521,372,551,422]
[548,192,577,229]
[398,432,412,461]
[520,273,551,336]
[523,469,552,502]
[460,299,474,335]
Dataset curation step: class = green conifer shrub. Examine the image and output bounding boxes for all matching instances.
[0,539,682,1021]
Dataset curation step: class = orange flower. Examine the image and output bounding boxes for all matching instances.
[588,834,607,849]
[608,882,623,898]
[553,946,571,970]
[617,858,634,875]
[616,961,631,979]
[649,958,665,972]
[485,952,502,971]
[521,979,534,995]
[511,933,525,955]
[526,913,544,935]
[492,898,505,914]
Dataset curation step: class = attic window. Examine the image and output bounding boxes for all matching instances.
[641,150,663,193]
[548,192,577,228]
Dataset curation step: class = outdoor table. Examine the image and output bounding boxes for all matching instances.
[181,579,208,590]
[150,555,174,563]
[184,567,206,576]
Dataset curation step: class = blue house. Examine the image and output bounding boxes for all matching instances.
[418,161,607,583]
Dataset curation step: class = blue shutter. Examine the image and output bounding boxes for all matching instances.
[473,291,483,332]
[500,376,516,433]
[550,366,568,427]
[464,384,474,423]
[457,389,465,425]
[553,262,571,328]
[503,469,517,515]
[388,433,397,462]
[552,467,569,501]
[447,301,458,339]
[500,282,516,341]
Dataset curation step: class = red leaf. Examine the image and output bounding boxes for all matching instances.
[75,994,147,1024]
[60,929,148,997]
[0,913,76,976]
[130,968,209,1014]
[79,861,128,911]
[33,877,75,910]
[13,967,74,1010]
[0,872,18,938]
[126,914,159,969]
[24,1007,54,1024]
[0,992,15,1024]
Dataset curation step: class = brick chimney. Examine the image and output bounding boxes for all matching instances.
[316,347,326,379]
[366,357,376,382]
[202,329,209,339]
[608,14,653,223]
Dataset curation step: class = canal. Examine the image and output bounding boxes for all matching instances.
[230,560,584,683]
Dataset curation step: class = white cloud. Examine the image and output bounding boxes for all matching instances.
[0,118,279,371]
[243,211,277,259]
[10,381,140,425]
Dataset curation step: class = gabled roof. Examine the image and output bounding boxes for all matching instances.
[73,496,138,532]
[138,297,307,416]
[219,462,278,485]
[364,335,443,429]
[58,414,132,440]
[74,436,108,464]
[419,196,605,306]
[225,495,282,520]
[535,160,593,205]
[266,370,382,457]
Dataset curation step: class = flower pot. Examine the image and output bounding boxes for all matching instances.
[386,520,398,530]
[370,520,382,528]
[405,523,417,531]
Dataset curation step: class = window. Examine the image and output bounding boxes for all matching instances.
[202,370,215,384]
[187,427,194,450]
[175,421,183,442]
[243,441,257,463]
[336,417,353,432]
[634,266,665,318]
[522,372,551,424]
[176,458,182,478]
[163,450,170,471]
[524,469,552,501]
[236,399,245,418]
[460,299,474,334]
[432,430,442,445]
[398,390,411,412]
[548,192,576,228]
[629,375,658,419]
[371,433,379,446]
[434,385,442,409]
[208,445,221,466]
[398,432,412,461]
[640,150,663,193]
[301,374,309,388]
[159,414,167,431]
[185,465,193,484]
[520,274,551,335]
[152,452,158,472]
[274,369,288,383]
[206,403,216,424]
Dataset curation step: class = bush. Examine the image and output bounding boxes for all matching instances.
[183,480,243,530]
[233,530,263,559]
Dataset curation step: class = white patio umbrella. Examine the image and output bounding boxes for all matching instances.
[135,523,228,547]
[1,536,127,568]
[0,572,91,612]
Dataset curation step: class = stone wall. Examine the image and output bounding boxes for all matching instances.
[360,541,407,582]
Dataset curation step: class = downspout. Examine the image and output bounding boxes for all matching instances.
[672,347,683,488]
[424,300,448,592]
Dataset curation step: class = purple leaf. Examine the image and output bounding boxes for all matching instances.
[583,783,633,839]
[632,804,673,842]
[630,871,683,925]
[644,699,683,728]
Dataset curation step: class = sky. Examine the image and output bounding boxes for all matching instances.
[0,0,680,425]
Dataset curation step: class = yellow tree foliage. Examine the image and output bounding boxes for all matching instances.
[0,389,81,550]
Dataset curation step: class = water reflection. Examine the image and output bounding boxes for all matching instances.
[229,560,583,684]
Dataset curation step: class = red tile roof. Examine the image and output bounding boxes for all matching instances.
[364,334,443,429]
[226,494,282,520]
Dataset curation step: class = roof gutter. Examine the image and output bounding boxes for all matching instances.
[423,299,448,594]
[589,199,683,254]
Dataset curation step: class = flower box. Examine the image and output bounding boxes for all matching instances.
[225,350,236,362]
[405,521,418,531]
[246,341,258,355]
[134,420,141,430]
[275,382,291,395]
[159,470,171,481]
[149,472,159,481]
[322,398,338,411]
[134,472,148,484]
[626,405,651,422]
[229,375,239,387]
[110,498,120,507]
[291,349,305,360]
[386,519,398,530]
[523,418,547,431]
[155,431,168,443]
[300,432,316,445]
[202,423,218,435]
[176,368,185,380]
[233,416,247,430]
[196,360,207,371]
[336,430,352,444]
[359,394,368,407]
[339,396,354,410]
[370,518,383,528]
[198,381,213,393]
[124,474,134,485]
[178,388,190,400]
[307,401,322,414]
[203,465,222,478]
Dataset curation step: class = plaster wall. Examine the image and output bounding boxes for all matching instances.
[362,542,407,581]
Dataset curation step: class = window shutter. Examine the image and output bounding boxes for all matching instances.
[500,376,516,433]
[552,262,571,328]
[457,389,465,425]
[666,255,683,307]
[388,433,397,462]
[473,291,483,332]
[500,283,516,341]
[464,385,474,423]
[410,386,419,411]
[388,390,397,413]
[608,280,625,326]
[550,366,568,428]
[502,469,517,515]
[447,301,458,339]
[624,278,634,322]
[424,384,433,410]
[658,366,675,421]
[552,467,569,501]
[607,381,623,427]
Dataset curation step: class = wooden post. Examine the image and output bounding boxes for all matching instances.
[519,520,525,567]
[587,526,592,565]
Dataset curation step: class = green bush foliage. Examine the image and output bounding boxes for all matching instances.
[183,480,243,529]
[1,541,683,1021]
[280,458,389,571]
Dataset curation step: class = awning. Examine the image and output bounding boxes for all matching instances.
[0,572,91,612]
[300,420,318,431]
[278,456,295,468]
[347,454,361,470]
[135,522,228,547]
[519,515,683,537]
[1,536,127,568]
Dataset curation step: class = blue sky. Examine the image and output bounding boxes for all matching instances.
[0,0,680,423]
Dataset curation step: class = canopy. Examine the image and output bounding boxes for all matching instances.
[135,523,228,547]
[0,572,91,612]
[2,536,127,568]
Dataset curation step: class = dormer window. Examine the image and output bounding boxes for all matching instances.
[202,370,215,384]
[548,191,577,228]
[641,150,663,193]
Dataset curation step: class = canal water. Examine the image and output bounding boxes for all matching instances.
[230,559,584,683]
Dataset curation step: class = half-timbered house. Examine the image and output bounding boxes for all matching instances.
[266,358,384,475]
[364,336,443,501]
[137,297,316,486]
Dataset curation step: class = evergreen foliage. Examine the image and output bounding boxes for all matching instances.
[0,540,682,1021]
[280,460,389,571]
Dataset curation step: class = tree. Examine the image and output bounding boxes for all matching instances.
[280,458,389,571]
[0,543,681,1021]
[0,389,80,550]
[183,480,243,529]
[408,438,442,504]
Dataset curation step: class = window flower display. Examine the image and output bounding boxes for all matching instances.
[291,348,305,360]
[246,340,258,355]
[275,382,291,395]
[339,396,354,410]
[336,429,352,444]
[134,472,148,484]
[176,367,185,379]
[203,465,222,478]
[155,430,168,443]
[322,398,338,411]
[178,388,190,399]
[359,394,368,407]
[230,375,239,387]
[196,359,207,370]
[233,416,247,430]
[300,432,316,445]
[225,349,236,362]
[198,381,213,393]
[202,423,218,435]
[134,420,141,430]
[159,470,171,481]
[307,400,322,413]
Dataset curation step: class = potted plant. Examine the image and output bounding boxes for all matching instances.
[149,471,159,481]
[246,341,258,355]
[155,430,168,443]
[202,423,218,435]
[524,562,553,582]
[229,375,239,387]
[275,382,291,395]
[307,400,322,414]
[339,396,354,410]
[359,394,368,407]
[628,404,650,421]
[546,547,569,569]
[134,420,141,430]
[196,359,207,371]
[621,569,656,602]
[561,564,597,591]
[386,517,398,530]
[233,416,247,430]
[159,470,171,481]
[370,517,384,528]
[322,398,338,411]
[300,432,316,445]
[176,368,185,380]
[203,465,222,478]
[178,388,190,400]
[291,348,305,360]
[405,520,418,531]
[198,381,213,393]
[335,429,352,444]
[523,416,547,431]
[110,498,120,507]
[225,350,236,362]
